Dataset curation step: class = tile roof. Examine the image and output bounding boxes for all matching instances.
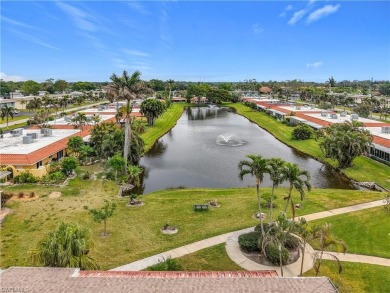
[1,267,338,293]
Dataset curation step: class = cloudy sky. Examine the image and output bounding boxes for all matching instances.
[1,1,389,82]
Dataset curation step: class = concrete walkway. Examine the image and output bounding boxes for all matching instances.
[110,199,387,272]
[318,251,390,267]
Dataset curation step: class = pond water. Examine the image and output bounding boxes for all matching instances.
[137,107,355,194]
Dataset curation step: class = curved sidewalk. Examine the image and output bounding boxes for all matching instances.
[111,199,387,272]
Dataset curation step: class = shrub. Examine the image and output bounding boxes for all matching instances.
[292,124,313,140]
[41,171,66,184]
[264,244,289,265]
[243,101,258,110]
[1,192,13,208]
[18,191,25,198]
[146,257,182,271]
[254,223,272,234]
[285,234,300,250]
[262,193,277,208]
[13,172,37,184]
[238,231,261,252]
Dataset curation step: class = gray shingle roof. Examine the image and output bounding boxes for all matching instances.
[1,267,338,293]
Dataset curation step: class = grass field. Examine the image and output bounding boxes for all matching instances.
[304,261,390,293]
[176,244,243,271]
[0,176,383,270]
[176,245,390,293]
[227,103,390,190]
[309,206,390,258]
[141,103,187,152]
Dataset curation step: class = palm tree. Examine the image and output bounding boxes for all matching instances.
[313,223,347,276]
[59,95,70,112]
[0,105,15,128]
[266,158,286,224]
[296,218,321,276]
[282,163,311,220]
[29,221,99,270]
[166,79,174,99]
[20,99,27,110]
[108,70,152,166]
[70,113,90,131]
[140,99,165,126]
[238,155,269,234]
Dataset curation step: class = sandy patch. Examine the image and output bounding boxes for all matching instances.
[48,192,62,199]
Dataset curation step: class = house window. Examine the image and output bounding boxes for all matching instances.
[57,150,64,160]
[36,161,43,168]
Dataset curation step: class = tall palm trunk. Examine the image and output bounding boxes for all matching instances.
[124,117,132,166]
[284,185,293,213]
[300,240,307,276]
[270,184,275,224]
[256,178,265,235]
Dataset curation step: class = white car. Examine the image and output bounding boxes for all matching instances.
[12,110,19,114]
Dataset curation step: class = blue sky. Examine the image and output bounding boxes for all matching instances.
[1,1,389,82]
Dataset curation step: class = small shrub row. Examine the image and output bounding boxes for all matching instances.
[13,172,37,184]
[146,257,182,271]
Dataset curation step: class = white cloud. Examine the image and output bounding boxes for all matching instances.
[1,16,39,30]
[306,61,324,68]
[123,49,150,57]
[288,9,307,25]
[56,2,97,32]
[252,23,264,35]
[306,4,340,24]
[0,72,25,82]
[126,2,150,15]
[5,28,61,51]
[279,4,293,18]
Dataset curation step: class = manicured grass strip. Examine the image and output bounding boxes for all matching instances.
[0,181,383,270]
[227,103,390,190]
[304,261,390,293]
[176,244,244,271]
[309,206,390,258]
[1,122,28,131]
[141,103,188,152]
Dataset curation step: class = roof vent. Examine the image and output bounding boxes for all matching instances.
[26,133,38,140]
[41,128,53,136]
[381,126,390,134]
[10,128,23,137]
[22,136,33,144]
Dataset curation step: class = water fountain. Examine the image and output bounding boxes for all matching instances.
[215,133,246,147]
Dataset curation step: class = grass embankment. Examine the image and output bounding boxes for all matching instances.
[0,178,383,270]
[0,122,28,132]
[141,103,188,152]
[309,206,390,258]
[227,103,390,190]
[304,261,390,293]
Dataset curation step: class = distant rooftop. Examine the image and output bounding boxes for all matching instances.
[0,128,79,155]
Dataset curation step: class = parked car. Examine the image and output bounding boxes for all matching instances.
[12,110,19,114]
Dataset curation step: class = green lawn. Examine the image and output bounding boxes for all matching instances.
[141,103,188,152]
[1,121,28,131]
[178,246,390,293]
[176,244,244,271]
[227,103,390,190]
[0,177,383,270]
[309,206,390,258]
[304,261,390,293]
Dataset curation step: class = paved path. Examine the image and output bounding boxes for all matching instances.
[0,101,107,129]
[110,199,387,272]
[318,252,390,267]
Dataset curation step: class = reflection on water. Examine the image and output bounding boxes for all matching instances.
[138,107,355,194]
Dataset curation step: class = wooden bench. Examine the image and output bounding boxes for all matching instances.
[193,204,209,211]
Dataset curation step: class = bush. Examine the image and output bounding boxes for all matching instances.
[1,192,13,208]
[262,193,277,208]
[264,244,289,265]
[292,124,313,140]
[285,234,300,250]
[238,231,261,252]
[13,172,37,183]
[254,223,272,234]
[243,101,257,110]
[146,257,182,271]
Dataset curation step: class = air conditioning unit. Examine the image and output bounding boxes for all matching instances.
[26,133,38,139]
[64,116,71,122]
[340,111,347,117]
[381,126,390,134]
[321,112,328,117]
[351,114,359,121]
[42,128,53,136]
[331,114,338,119]
[22,136,33,144]
[10,128,23,137]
